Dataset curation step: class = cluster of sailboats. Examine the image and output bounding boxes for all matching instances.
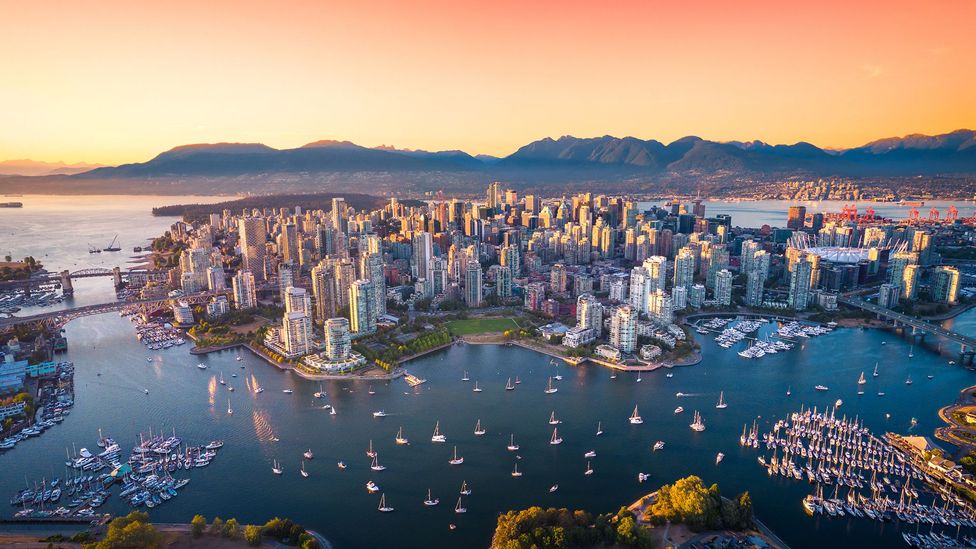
[133,318,186,350]
[752,406,976,535]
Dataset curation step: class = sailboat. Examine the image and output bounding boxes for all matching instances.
[431,421,447,443]
[858,371,866,385]
[314,383,326,399]
[370,455,386,471]
[395,427,409,445]
[459,481,471,495]
[272,459,283,475]
[227,398,233,415]
[629,405,643,424]
[424,489,439,506]
[786,386,791,397]
[252,375,263,394]
[330,405,336,416]
[905,375,913,385]
[715,391,727,409]
[472,381,482,393]
[304,449,314,460]
[512,462,523,477]
[909,346,914,359]
[636,371,642,383]
[544,377,558,394]
[595,421,603,436]
[219,372,226,385]
[505,377,515,390]
[377,493,394,512]
[507,434,519,451]
[690,411,705,432]
[366,440,376,458]
[549,427,563,445]
[461,371,470,382]
[300,461,309,478]
[448,446,464,465]
[515,376,521,385]
[368,385,376,395]
[873,363,879,377]
[548,411,561,425]
[584,461,594,476]
[454,496,467,514]
[474,420,486,436]
[715,452,725,465]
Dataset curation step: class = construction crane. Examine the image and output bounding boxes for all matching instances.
[841,204,857,222]
[928,207,940,222]
[909,207,920,222]
[859,206,876,223]
[946,205,959,223]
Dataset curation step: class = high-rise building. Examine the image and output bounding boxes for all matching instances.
[647,288,673,324]
[500,244,520,279]
[284,286,311,315]
[745,271,764,307]
[689,284,706,308]
[412,231,433,282]
[238,217,267,281]
[278,262,295,303]
[465,260,483,307]
[311,261,337,324]
[878,283,901,309]
[324,317,352,360]
[673,247,696,290]
[911,231,933,265]
[231,270,256,309]
[628,267,648,314]
[349,279,376,335]
[334,259,355,308]
[360,252,387,319]
[931,266,960,304]
[887,251,918,287]
[577,294,603,336]
[525,282,546,311]
[643,256,667,294]
[671,285,688,310]
[282,311,312,356]
[787,206,806,230]
[609,278,628,302]
[550,263,568,293]
[788,256,813,310]
[206,266,226,291]
[740,240,761,274]
[705,248,730,289]
[281,222,299,264]
[714,269,733,306]
[609,305,637,353]
[901,264,920,300]
[496,267,512,298]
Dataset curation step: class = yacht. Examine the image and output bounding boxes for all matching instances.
[674,406,684,414]
[584,450,596,458]
[507,434,520,451]
[303,449,314,460]
[636,372,642,383]
[448,446,464,465]
[628,405,643,424]
[373,410,388,418]
[377,493,394,513]
[431,421,447,443]
[505,377,515,390]
[472,381,482,393]
[196,363,207,370]
[638,473,650,483]
[282,389,293,394]
[653,440,665,451]
[512,462,522,477]
[272,460,283,475]
[370,455,386,471]
[300,461,309,478]
[549,484,559,493]
[459,481,471,496]
[424,489,439,506]
[689,411,705,432]
[584,461,594,476]
[715,452,725,465]
[595,421,603,436]
[227,398,232,416]
[548,411,561,425]
[544,377,557,394]
[814,385,829,391]
[474,420,486,436]
[835,399,843,408]
[666,372,673,378]
[337,461,347,469]
[366,440,376,458]
[786,386,791,396]
[715,391,727,409]
[549,427,563,445]
[395,427,409,445]
[366,481,379,493]
[368,386,376,395]
[905,376,913,385]
[454,496,467,514]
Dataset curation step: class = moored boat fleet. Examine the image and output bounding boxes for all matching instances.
[132,317,186,350]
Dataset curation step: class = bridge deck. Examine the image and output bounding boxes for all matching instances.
[839,297,976,348]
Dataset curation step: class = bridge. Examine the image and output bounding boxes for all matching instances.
[0,267,168,295]
[0,292,227,333]
[838,296,976,364]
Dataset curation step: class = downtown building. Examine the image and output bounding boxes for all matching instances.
[231,270,257,310]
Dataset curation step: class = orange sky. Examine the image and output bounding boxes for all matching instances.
[1,0,974,165]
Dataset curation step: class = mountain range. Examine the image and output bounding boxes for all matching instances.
[0,159,104,176]
[1,130,974,195]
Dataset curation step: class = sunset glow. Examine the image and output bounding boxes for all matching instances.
[1,0,974,164]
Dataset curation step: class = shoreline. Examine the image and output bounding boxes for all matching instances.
[191,340,402,381]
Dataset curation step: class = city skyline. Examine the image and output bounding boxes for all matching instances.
[2,0,975,164]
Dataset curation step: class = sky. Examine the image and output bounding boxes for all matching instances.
[1,0,974,165]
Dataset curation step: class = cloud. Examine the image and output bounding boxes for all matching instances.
[861,64,884,78]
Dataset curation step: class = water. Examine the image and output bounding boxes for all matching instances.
[638,199,975,228]
[2,311,974,548]
[0,195,222,313]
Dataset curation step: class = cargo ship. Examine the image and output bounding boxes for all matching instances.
[0,202,23,208]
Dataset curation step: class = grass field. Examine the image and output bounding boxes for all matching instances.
[445,317,520,336]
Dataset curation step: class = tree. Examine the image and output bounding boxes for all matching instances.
[209,516,224,536]
[223,518,241,539]
[90,511,162,549]
[191,514,207,538]
[244,525,263,546]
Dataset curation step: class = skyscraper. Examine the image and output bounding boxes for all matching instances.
[787,206,806,230]
[231,270,256,309]
[647,288,673,324]
[360,252,387,319]
[643,256,667,294]
[788,256,813,310]
[238,217,267,281]
[311,261,337,324]
[324,317,352,360]
[609,305,637,353]
[931,266,960,304]
[281,222,299,264]
[412,231,433,282]
[464,260,483,307]
[284,286,311,315]
[673,247,696,290]
[577,294,603,336]
[349,279,376,335]
[714,269,733,306]
[282,311,312,357]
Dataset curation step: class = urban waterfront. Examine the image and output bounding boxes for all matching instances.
[1,309,974,548]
